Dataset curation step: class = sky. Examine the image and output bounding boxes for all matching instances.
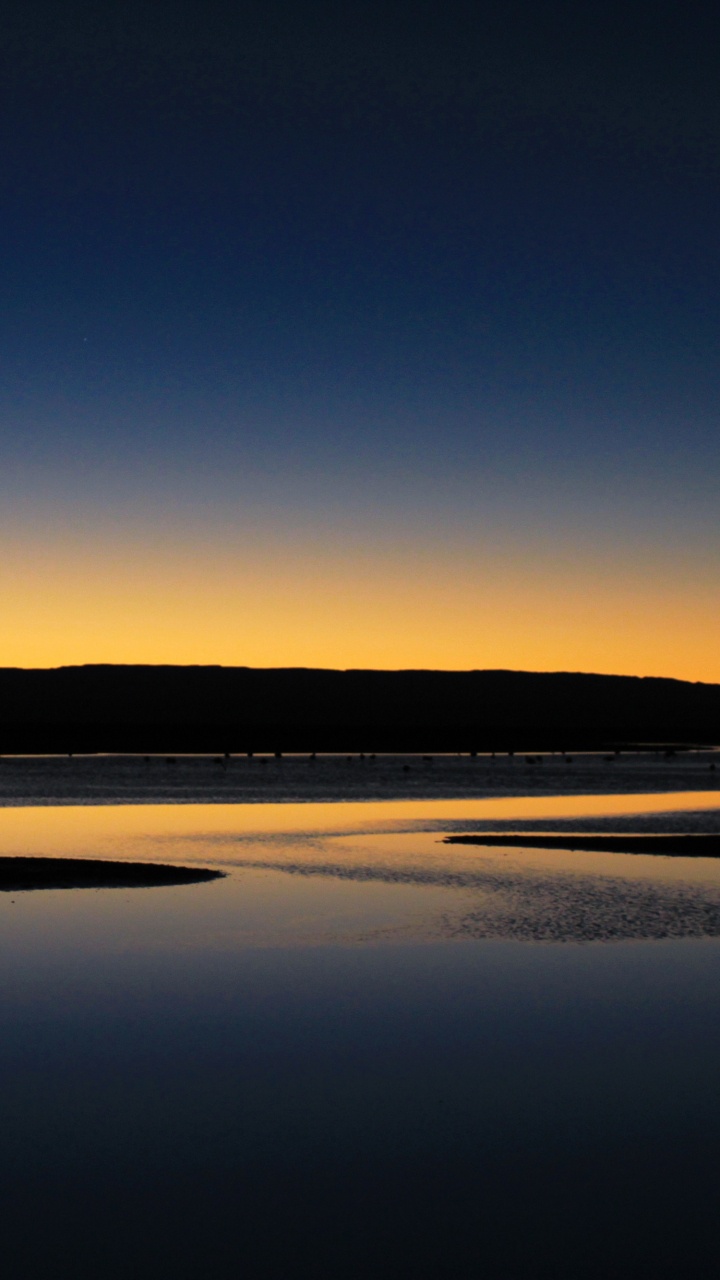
[2,0,719,679]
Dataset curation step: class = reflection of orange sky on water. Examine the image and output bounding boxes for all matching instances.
[2,795,720,949]
[1,532,719,680]
[1,793,720,861]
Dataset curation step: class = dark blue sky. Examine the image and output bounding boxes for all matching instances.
[2,1,719,674]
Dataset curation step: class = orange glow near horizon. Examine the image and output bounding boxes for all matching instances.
[1,530,718,682]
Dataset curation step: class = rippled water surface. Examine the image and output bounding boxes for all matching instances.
[3,793,720,1277]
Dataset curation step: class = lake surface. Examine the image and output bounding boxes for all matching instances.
[3,792,720,1277]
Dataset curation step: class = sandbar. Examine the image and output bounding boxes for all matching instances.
[0,856,224,891]
[444,834,720,857]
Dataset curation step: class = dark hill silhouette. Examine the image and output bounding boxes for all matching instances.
[0,666,718,753]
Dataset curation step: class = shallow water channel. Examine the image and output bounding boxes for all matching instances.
[2,793,720,1277]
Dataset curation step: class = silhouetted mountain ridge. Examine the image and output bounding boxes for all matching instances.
[0,666,717,752]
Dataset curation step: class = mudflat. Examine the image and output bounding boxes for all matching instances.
[0,750,717,806]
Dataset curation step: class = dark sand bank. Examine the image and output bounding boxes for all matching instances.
[446,834,720,857]
[0,857,224,891]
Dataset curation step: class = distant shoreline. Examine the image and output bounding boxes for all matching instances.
[0,751,716,808]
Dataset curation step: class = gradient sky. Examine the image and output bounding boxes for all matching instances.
[2,1,719,678]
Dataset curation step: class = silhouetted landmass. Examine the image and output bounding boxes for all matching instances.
[0,665,718,753]
[0,856,224,891]
[445,834,720,856]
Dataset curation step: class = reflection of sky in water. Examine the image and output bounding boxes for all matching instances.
[3,795,720,1275]
[1,792,720,947]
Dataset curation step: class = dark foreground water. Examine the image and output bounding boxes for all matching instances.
[2,795,720,1278]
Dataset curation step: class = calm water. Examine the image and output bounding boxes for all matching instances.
[3,794,720,1277]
